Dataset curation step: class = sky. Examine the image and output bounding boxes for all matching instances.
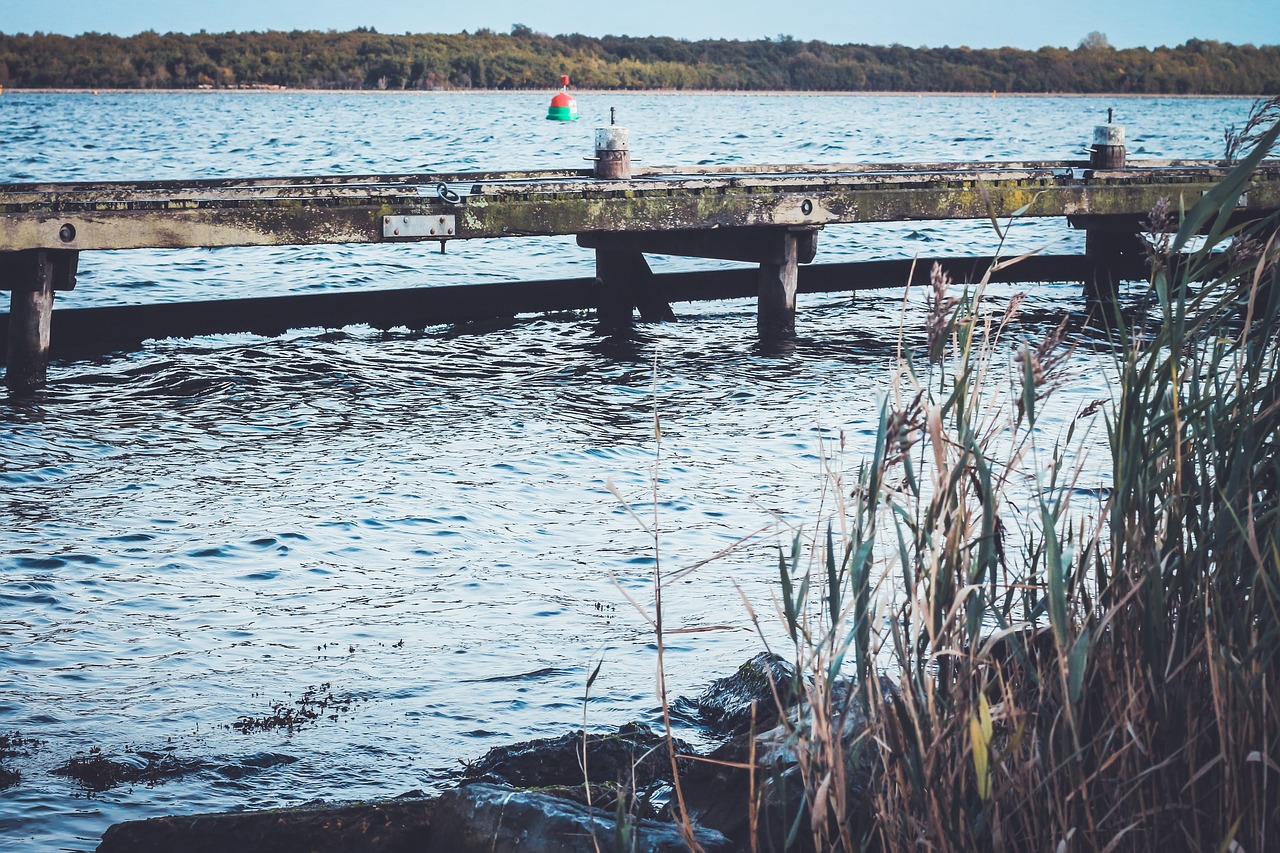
[1,0,1277,50]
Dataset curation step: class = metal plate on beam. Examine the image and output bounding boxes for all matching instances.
[383,214,455,239]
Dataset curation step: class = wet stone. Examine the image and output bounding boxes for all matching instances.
[88,657,880,852]
[681,676,883,852]
[674,651,801,735]
[96,797,436,853]
[432,782,733,853]
[463,721,693,789]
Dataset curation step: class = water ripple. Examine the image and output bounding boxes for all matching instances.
[0,92,1246,851]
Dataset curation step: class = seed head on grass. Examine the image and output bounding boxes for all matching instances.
[1224,94,1280,162]
[1225,232,1266,271]
[1143,197,1176,271]
[753,126,1280,852]
[925,262,958,363]
[883,389,925,469]
[1013,318,1071,423]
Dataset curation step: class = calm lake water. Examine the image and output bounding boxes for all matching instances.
[0,91,1255,850]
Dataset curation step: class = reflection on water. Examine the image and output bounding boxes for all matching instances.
[0,92,1255,850]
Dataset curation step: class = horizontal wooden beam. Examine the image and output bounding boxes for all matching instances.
[0,254,1130,361]
[1,161,1276,252]
[0,168,598,200]
[629,158,1257,177]
[577,227,819,264]
[0,249,78,291]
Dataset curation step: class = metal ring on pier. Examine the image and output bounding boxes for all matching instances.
[436,183,462,204]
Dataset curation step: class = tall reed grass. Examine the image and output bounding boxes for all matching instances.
[768,121,1280,851]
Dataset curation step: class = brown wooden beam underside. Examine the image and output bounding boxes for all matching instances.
[578,228,819,265]
[0,249,79,291]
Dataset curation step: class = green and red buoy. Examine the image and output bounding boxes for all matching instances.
[547,75,578,121]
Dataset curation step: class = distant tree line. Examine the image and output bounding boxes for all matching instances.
[0,27,1276,94]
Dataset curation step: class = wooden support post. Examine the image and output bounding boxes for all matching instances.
[1084,227,1146,299]
[758,231,800,339]
[3,250,66,394]
[594,248,674,331]
[582,226,817,336]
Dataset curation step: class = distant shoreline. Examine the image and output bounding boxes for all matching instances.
[4,31,1273,97]
[1,88,1266,98]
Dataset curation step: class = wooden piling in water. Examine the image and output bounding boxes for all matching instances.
[1083,222,1147,299]
[593,247,672,329]
[2,249,76,394]
[758,231,801,339]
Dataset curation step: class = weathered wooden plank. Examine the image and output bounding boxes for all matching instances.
[470,169,1070,196]
[6,164,1251,211]
[0,168,595,197]
[1,163,1277,252]
[0,206,396,252]
[455,181,1280,238]
[6,162,1274,207]
[632,158,1277,176]
[578,227,818,264]
[0,160,1086,199]
[0,255,1125,360]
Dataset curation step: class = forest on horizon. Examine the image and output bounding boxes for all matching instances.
[1,27,1277,94]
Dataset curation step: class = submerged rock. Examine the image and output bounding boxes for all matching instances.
[96,797,435,853]
[432,782,732,853]
[213,751,300,780]
[90,657,885,852]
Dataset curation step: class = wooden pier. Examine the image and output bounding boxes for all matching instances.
[3,130,1279,393]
